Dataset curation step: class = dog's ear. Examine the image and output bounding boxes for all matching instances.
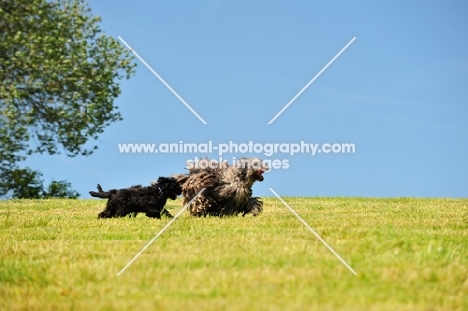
[157,176,169,183]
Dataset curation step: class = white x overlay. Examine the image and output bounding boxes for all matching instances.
[268,37,356,124]
[117,188,206,276]
[118,36,207,124]
[269,188,357,275]
[117,35,357,276]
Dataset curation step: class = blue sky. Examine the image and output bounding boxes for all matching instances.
[26,1,468,198]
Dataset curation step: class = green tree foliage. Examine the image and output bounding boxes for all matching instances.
[0,167,80,198]
[0,167,44,198]
[44,179,80,199]
[0,0,136,197]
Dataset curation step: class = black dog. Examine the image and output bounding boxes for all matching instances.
[89,176,182,219]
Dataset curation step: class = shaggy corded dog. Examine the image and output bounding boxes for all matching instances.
[174,157,267,217]
[89,176,182,219]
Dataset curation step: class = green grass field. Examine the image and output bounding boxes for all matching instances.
[1,197,467,310]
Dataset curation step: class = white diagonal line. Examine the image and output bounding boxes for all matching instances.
[268,37,356,124]
[118,36,207,124]
[269,188,357,275]
[117,188,206,276]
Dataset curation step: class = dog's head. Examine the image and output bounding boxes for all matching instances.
[154,176,182,200]
[235,157,268,184]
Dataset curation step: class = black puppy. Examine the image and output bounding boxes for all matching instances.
[89,176,182,219]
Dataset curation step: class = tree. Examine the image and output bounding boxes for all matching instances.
[0,0,136,197]
[44,180,80,199]
[0,167,80,199]
[0,167,44,199]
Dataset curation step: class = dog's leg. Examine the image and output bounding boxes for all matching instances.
[98,211,112,218]
[98,200,123,218]
[242,197,263,216]
[128,212,138,218]
[114,205,131,218]
[161,208,174,218]
[145,211,161,219]
[95,189,114,218]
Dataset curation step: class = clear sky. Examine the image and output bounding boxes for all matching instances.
[25,1,468,198]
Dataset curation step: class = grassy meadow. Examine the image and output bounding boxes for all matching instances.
[0,197,467,310]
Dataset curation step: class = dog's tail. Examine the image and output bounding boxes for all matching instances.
[89,184,111,199]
